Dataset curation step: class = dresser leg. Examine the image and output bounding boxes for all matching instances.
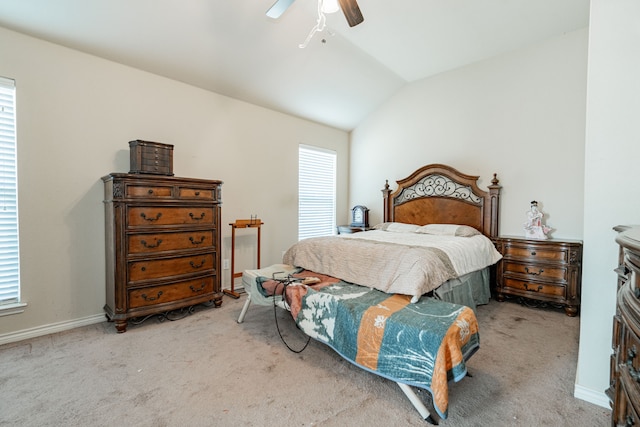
[115,320,127,333]
[564,305,578,317]
[213,295,223,308]
[496,292,505,302]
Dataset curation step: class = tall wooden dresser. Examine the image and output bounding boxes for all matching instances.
[609,226,640,426]
[102,173,223,332]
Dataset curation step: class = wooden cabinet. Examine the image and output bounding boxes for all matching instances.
[102,173,223,332]
[493,236,582,316]
[609,226,640,426]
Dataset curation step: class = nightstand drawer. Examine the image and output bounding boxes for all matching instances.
[502,244,568,263]
[502,260,567,281]
[503,277,566,298]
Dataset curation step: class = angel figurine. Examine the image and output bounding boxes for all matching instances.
[524,201,551,239]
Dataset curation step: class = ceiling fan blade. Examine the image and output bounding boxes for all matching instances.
[338,0,364,27]
[266,0,296,19]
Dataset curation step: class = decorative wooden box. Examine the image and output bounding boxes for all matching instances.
[129,140,174,176]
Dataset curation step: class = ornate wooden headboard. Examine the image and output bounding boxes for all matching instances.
[382,164,501,238]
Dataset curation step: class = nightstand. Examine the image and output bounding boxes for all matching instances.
[337,225,371,234]
[493,236,583,316]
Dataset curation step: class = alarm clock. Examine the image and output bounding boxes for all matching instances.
[350,205,369,227]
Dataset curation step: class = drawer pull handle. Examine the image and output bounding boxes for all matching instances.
[147,189,154,195]
[523,283,543,292]
[189,236,206,245]
[140,239,162,249]
[190,283,206,293]
[140,212,162,222]
[530,251,537,256]
[194,191,200,196]
[524,267,544,276]
[141,291,163,301]
[190,259,205,269]
[189,212,205,221]
[627,346,640,383]
[624,414,635,427]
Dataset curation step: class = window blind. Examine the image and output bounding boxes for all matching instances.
[0,77,20,305]
[298,145,336,240]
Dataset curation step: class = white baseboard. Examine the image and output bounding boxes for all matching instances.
[574,383,611,409]
[0,313,106,346]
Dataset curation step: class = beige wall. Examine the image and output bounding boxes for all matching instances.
[350,28,588,240]
[0,26,349,338]
[579,0,640,407]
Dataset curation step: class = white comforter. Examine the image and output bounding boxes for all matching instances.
[282,230,502,301]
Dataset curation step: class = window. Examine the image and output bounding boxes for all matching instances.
[298,145,336,240]
[0,77,20,309]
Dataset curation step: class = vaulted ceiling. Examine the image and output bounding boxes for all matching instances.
[0,0,590,131]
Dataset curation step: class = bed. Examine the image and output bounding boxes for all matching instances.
[285,163,501,308]
[238,164,502,424]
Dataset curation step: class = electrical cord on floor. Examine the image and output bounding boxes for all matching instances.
[272,276,310,353]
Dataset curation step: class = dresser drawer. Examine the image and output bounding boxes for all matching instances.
[622,326,640,380]
[502,260,567,282]
[128,253,215,283]
[128,276,214,308]
[502,277,566,298]
[128,206,216,227]
[128,230,215,254]
[177,186,216,200]
[502,244,568,263]
[618,372,640,426]
[125,184,174,199]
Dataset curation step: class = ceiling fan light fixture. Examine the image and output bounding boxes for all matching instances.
[321,0,340,14]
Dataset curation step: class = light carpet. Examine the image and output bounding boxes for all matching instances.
[0,296,611,426]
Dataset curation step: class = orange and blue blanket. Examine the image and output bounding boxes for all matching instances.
[256,271,479,419]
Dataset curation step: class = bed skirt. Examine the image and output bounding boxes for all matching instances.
[432,267,491,312]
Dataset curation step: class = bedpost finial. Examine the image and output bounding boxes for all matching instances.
[384,180,389,190]
[492,173,499,186]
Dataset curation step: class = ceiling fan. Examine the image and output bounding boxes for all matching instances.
[267,0,364,27]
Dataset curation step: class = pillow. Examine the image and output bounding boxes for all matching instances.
[372,222,420,233]
[416,224,481,237]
